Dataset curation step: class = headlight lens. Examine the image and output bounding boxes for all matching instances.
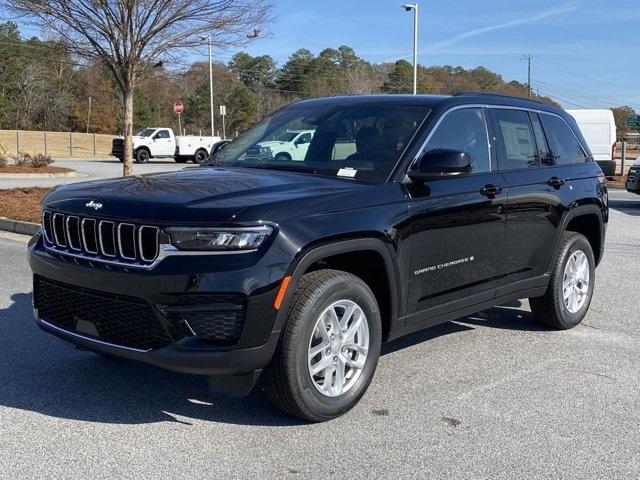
[166,226,273,251]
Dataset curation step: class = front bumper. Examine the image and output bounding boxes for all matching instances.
[626,168,640,193]
[34,311,280,376]
[29,236,288,376]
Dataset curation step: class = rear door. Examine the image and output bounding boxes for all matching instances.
[489,108,572,293]
[405,107,507,322]
[540,113,602,205]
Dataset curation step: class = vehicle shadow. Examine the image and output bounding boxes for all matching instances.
[0,291,542,427]
[609,198,640,216]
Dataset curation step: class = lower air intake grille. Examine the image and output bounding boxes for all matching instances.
[34,277,172,351]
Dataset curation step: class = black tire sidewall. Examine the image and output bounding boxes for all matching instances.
[136,149,149,163]
[290,276,381,419]
[194,150,208,164]
[274,153,291,162]
[552,235,595,328]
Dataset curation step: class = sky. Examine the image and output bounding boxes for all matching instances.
[233,0,640,110]
[10,0,640,110]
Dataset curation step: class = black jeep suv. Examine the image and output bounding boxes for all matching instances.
[29,93,608,421]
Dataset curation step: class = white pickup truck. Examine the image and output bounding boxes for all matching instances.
[245,129,315,162]
[111,128,222,164]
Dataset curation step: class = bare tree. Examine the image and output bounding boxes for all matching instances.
[4,0,272,175]
[342,67,382,95]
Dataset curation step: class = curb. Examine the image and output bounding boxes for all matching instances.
[0,217,40,236]
[0,171,80,179]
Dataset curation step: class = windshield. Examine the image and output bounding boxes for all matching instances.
[136,128,156,137]
[211,102,430,181]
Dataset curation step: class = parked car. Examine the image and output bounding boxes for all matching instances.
[625,156,640,194]
[111,127,222,164]
[30,93,608,421]
[567,109,617,176]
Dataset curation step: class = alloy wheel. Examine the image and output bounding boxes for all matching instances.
[562,250,590,313]
[307,299,369,397]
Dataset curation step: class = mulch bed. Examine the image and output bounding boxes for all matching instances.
[0,188,52,223]
[0,165,74,174]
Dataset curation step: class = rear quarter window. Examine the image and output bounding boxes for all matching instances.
[541,114,588,164]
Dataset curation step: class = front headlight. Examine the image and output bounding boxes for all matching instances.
[166,225,273,251]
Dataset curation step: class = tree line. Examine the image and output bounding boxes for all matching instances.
[2,20,636,139]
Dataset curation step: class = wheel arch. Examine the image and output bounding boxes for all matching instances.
[135,146,151,157]
[274,238,400,342]
[554,205,605,268]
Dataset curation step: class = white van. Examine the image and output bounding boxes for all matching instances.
[567,109,617,175]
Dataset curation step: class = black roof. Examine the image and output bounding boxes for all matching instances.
[294,92,562,115]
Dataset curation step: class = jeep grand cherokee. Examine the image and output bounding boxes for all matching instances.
[29,93,608,421]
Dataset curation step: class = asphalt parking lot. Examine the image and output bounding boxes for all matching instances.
[0,158,188,189]
[0,189,638,479]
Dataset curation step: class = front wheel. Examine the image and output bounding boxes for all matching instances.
[530,232,595,329]
[263,269,381,422]
[135,149,150,164]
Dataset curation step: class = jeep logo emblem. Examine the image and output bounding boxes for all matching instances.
[85,200,103,211]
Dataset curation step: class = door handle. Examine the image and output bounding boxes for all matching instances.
[547,177,566,188]
[480,184,503,197]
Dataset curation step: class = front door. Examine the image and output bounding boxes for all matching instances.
[153,129,174,156]
[406,107,507,323]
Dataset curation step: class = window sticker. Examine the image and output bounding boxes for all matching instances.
[337,167,357,178]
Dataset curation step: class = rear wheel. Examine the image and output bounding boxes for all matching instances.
[530,232,595,329]
[264,269,381,422]
[193,149,209,164]
[135,149,150,164]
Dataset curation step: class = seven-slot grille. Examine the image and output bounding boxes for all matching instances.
[42,210,159,266]
[628,168,639,182]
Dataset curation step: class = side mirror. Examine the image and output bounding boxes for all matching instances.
[211,140,231,156]
[408,148,472,182]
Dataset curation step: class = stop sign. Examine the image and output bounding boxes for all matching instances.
[173,101,184,114]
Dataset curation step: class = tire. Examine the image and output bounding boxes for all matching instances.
[530,232,595,329]
[274,152,291,162]
[193,149,209,164]
[174,156,188,164]
[264,269,382,422]
[135,148,150,164]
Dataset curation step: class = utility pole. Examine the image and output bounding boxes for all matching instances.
[402,3,419,95]
[522,53,532,99]
[86,96,92,133]
[201,35,215,137]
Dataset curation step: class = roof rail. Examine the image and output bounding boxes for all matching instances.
[453,91,543,104]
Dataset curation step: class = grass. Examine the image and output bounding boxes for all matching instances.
[0,188,52,223]
[0,165,74,174]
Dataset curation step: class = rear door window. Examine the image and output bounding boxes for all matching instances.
[492,109,539,170]
[530,113,554,166]
[540,114,588,164]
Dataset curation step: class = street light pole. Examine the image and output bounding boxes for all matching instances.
[402,3,419,95]
[202,35,215,136]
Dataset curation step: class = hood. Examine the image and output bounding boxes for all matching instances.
[257,141,289,148]
[43,166,371,224]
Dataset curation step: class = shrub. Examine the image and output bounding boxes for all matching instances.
[30,153,55,168]
[0,153,8,168]
[14,152,32,167]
